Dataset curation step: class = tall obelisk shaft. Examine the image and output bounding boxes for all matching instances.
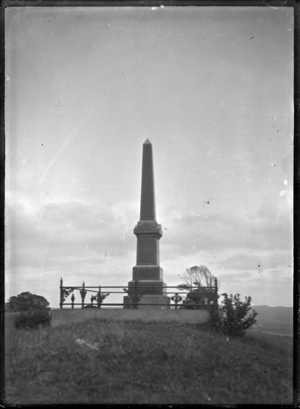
[133,139,162,273]
[140,139,156,221]
[124,139,170,309]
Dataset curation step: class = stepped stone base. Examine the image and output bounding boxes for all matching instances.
[123,295,170,310]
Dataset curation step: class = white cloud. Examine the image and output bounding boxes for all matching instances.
[5,7,293,308]
[215,251,292,272]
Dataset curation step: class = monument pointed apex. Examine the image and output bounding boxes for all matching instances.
[144,138,151,144]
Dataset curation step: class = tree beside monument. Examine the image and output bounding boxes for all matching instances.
[177,265,219,309]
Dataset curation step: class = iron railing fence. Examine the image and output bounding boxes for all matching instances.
[60,278,219,310]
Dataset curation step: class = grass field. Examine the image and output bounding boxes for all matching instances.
[5,313,293,405]
[250,323,293,337]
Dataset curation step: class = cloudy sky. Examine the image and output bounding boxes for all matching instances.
[5,6,293,308]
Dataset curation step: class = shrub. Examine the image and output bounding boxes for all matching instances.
[7,292,50,312]
[181,297,199,309]
[14,309,52,330]
[206,293,257,337]
[181,292,216,309]
[205,306,223,332]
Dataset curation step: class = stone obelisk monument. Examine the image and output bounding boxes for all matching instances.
[124,139,170,309]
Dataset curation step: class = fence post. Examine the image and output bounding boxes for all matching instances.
[171,293,182,309]
[60,278,63,309]
[97,286,101,309]
[80,281,87,309]
[214,277,218,310]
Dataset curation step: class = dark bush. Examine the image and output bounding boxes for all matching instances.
[14,309,52,330]
[206,293,257,337]
[205,307,223,332]
[7,292,50,312]
[181,297,199,309]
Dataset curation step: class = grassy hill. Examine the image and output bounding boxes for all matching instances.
[5,315,293,405]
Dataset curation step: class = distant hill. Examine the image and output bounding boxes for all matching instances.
[250,306,293,337]
[251,306,293,325]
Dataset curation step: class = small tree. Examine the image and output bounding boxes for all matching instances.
[178,265,219,308]
[222,293,257,336]
[9,292,52,330]
[207,292,257,337]
[178,265,216,289]
[7,292,50,312]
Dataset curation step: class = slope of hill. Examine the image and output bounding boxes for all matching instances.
[5,317,293,404]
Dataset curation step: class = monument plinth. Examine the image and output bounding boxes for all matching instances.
[124,139,170,309]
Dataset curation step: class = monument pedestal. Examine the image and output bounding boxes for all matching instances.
[123,279,170,310]
[138,295,170,310]
[123,295,170,310]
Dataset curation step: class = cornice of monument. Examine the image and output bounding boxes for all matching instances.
[134,221,162,237]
